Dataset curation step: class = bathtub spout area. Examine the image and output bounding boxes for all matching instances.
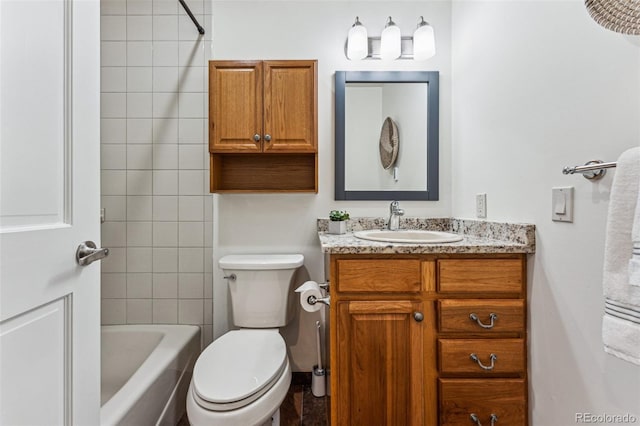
[100,325,201,426]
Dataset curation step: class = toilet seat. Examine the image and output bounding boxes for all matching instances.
[192,329,287,412]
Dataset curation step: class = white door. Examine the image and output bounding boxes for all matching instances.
[0,0,101,424]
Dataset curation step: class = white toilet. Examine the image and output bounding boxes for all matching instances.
[186,254,304,426]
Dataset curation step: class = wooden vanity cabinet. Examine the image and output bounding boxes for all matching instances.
[208,60,318,192]
[330,254,528,426]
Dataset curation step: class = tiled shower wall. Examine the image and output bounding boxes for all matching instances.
[99,0,214,345]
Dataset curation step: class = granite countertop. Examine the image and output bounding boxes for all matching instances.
[317,217,536,255]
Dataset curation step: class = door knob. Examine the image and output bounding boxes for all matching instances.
[413,311,424,322]
[76,241,109,266]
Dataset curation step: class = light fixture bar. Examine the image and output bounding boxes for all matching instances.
[358,37,416,60]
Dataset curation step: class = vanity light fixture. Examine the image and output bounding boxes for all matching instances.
[345,15,437,61]
[380,17,401,60]
[346,17,368,60]
[413,16,436,60]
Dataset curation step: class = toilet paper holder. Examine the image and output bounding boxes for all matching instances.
[309,281,330,306]
[296,281,331,310]
[307,294,330,307]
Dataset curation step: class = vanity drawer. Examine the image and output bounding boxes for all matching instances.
[438,299,525,333]
[438,259,523,294]
[438,338,525,375]
[335,259,421,292]
[439,378,526,425]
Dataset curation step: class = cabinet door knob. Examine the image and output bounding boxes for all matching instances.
[264,134,272,142]
[253,134,261,142]
[413,311,424,322]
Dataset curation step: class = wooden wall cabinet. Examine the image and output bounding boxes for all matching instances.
[330,254,528,426]
[208,60,317,192]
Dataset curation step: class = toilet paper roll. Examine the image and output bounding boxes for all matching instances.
[295,280,323,313]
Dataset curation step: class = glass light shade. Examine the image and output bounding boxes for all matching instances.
[347,18,368,60]
[413,19,436,60]
[380,18,401,61]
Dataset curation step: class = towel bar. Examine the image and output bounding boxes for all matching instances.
[562,160,617,181]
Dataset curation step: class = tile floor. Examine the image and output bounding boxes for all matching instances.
[281,373,330,426]
[178,373,330,425]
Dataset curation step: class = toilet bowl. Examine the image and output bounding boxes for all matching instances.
[186,254,304,426]
[186,330,291,426]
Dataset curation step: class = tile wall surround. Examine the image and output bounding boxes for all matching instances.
[100,0,214,346]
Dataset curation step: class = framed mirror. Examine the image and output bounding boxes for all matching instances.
[335,71,439,200]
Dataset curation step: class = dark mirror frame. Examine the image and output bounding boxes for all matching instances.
[335,71,439,201]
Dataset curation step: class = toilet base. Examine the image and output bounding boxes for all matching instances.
[258,408,279,426]
[186,360,291,426]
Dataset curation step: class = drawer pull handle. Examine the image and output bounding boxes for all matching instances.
[470,413,498,425]
[469,312,497,329]
[470,353,497,370]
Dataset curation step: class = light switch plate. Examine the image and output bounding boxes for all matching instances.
[552,187,573,222]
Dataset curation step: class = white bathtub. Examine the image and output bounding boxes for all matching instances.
[101,325,201,426]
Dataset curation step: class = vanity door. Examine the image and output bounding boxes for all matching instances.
[335,300,424,426]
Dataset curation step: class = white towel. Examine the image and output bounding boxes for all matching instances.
[629,191,640,287]
[603,146,640,365]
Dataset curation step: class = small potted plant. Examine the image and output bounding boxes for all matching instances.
[329,210,350,234]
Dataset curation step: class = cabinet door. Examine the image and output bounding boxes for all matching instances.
[209,61,263,152]
[263,61,317,153]
[336,300,424,426]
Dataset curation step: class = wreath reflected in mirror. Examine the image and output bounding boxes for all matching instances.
[379,117,399,170]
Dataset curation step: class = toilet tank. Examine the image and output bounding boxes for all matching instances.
[219,254,304,328]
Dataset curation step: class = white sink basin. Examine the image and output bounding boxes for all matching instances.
[353,230,463,244]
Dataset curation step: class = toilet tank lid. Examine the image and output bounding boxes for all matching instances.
[219,254,304,270]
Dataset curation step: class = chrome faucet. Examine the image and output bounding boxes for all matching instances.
[387,201,404,231]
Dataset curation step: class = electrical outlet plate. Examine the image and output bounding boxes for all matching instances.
[476,193,487,218]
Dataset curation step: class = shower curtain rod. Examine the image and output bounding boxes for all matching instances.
[178,0,205,35]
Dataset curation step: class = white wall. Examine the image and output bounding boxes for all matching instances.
[451,1,640,424]
[210,0,453,371]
